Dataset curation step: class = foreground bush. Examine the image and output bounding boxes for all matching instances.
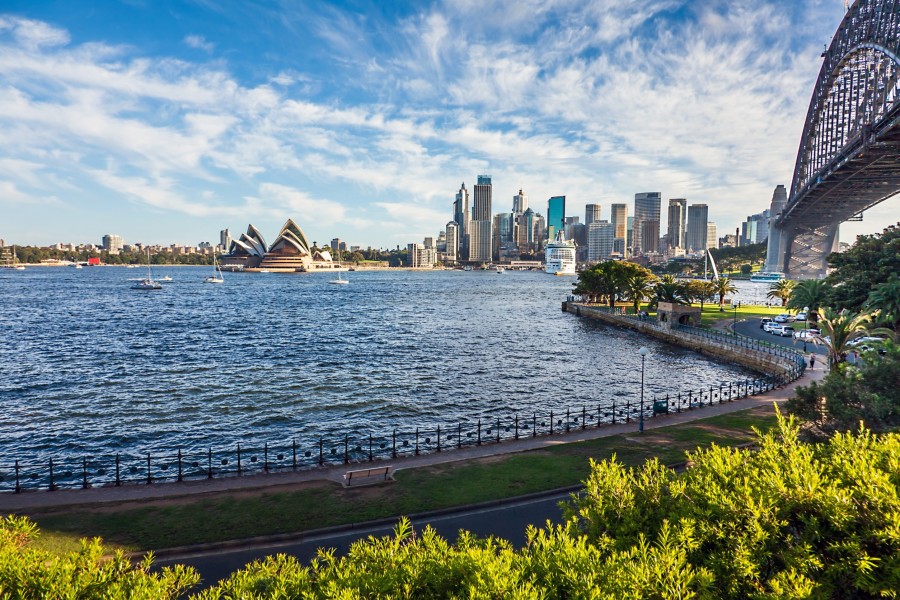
[5,415,899,598]
[0,515,198,598]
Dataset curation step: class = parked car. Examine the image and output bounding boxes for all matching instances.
[774,313,795,323]
[770,324,794,337]
[848,336,886,347]
[760,317,772,329]
[793,329,820,340]
[795,311,808,321]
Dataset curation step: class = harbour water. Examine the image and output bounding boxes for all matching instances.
[0,268,755,466]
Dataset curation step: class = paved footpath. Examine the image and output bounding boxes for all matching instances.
[0,366,825,513]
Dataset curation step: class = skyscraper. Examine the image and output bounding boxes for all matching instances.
[587,221,615,262]
[445,221,459,262]
[102,234,124,253]
[610,203,628,255]
[220,229,232,252]
[706,222,718,251]
[512,189,528,214]
[667,199,687,250]
[470,175,493,262]
[547,196,565,241]
[633,192,661,254]
[585,203,602,226]
[453,183,470,260]
[686,204,709,252]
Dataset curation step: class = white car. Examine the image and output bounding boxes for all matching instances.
[763,321,780,333]
[793,329,820,340]
[770,324,794,337]
[795,311,808,321]
[848,336,885,347]
[774,313,795,323]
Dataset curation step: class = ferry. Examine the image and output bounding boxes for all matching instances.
[750,271,786,283]
[545,233,577,275]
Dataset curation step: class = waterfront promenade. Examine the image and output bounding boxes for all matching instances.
[0,365,823,513]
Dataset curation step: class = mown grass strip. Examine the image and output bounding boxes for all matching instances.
[24,408,779,554]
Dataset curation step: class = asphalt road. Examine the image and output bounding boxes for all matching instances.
[155,489,575,590]
[733,317,827,358]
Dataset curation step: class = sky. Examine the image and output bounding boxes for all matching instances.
[1,0,897,249]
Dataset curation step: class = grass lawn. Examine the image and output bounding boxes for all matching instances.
[696,304,787,327]
[24,407,780,555]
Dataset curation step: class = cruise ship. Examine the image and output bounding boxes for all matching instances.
[749,271,786,283]
[545,233,577,275]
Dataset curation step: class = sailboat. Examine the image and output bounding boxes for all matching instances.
[328,252,349,285]
[204,253,224,284]
[2,245,25,270]
[132,249,162,290]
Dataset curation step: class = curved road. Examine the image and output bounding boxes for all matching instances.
[733,318,827,359]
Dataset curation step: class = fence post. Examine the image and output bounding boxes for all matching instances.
[612,401,616,424]
[477,420,482,446]
[719,384,723,404]
[369,433,374,461]
[582,406,586,430]
[146,453,151,485]
[457,423,461,449]
[208,448,213,479]
[566,408,570,433]
[344,434,349,464]
[116,453,121,486]
[415,428,420,456]
[14,460,20,494]
[532,413,537,437]
[264,443,269,472]
[49,457,55,491]
[320,438,324,466]
[237,444,242,476]
[496,417,500,443]
[437,426,441,453]
[515,414,519,440]
[597,403,601,426]
[392,431,396,459]
[177,449,183,482]
[292,439,297,470]
[550,410,554,434]
[626,398,630,423]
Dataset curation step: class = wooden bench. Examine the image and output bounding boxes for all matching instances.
[342,466,395,487]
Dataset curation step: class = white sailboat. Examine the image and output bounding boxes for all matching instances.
[2,245,25,270]
[204,253,224,284]
[132,249,162,290]
[328,252,349,285]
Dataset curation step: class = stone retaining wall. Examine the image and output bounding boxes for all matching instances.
[564,302,800,378]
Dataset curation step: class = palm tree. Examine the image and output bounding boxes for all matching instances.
[813,308,895,368]
[625,272,657,314]
[767,279,796,307]
[864,274,900,330]
[786,279,830,324]
[714,277,738,309]
[684,279,717,311]
[653,275,687,306]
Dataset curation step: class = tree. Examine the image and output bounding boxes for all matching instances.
[740,263,752,275]
[624,271,657,314]
[825,223,900,311]
[786,279,830,324]
[573,261,652,309]
[787,341,900,438]
[652,274,687,306]
[713,277,737,309]
[864,273,900,331]
[766,278,796,307]
[812,307,894,368]
[683,279,716,310]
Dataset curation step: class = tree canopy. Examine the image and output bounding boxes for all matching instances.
[825,223,900,312]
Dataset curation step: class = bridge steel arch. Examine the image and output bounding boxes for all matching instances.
[768,0,900,279]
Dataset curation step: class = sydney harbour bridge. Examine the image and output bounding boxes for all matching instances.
[766,0,900,279]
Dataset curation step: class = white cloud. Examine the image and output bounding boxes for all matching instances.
[183,34,215,53]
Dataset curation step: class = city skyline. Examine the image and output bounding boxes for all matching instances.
[1,1,897,249]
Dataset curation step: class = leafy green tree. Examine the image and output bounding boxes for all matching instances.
[349,251,365,264]
[713,276,737,308]
[864,273,900,330]
[787,341,900,438]
[740,263,752,275]
[786,279,830,324]
[683,279,716,310]
[766,278,796,307]
[825,223,900,311]
[0,515,198,598]
[624,271,657,314]
[573,261,652,309]
[652,274,687,306]
[813,307,894,368]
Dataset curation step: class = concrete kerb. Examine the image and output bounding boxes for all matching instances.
[0,367,824,514]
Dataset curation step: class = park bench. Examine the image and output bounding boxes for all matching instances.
[343,465,395,488]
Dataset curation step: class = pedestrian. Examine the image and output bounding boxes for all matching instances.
[809,354,815,370]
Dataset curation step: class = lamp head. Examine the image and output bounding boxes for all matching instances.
[638,347,649,357]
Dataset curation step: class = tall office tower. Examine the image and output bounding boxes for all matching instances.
[515,208,534,252]
[468,175,492,261]
[547,196,566,241]
[494,212,515,260]
[587,221,615,262]
[741,209,771,246]
[686,204,709,252]
[533,213,546,250]
[633,192,661,254]
[424,237,434,249]
[610,203,628,255]
[330,238,343,252]
[706,223,718,250]
[445,222,459,262]
[667,198,687,250]
[453,183,470,259]
[512,189,528,214]
[585,203,602,226]
[220,229,232,252]
[102,234,124,253]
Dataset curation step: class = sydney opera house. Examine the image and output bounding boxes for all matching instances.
[220,219,339,272]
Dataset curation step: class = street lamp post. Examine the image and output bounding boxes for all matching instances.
[733,303,738,336]
[638,347,649,433]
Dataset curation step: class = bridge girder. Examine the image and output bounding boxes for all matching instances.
[770,0,900,278]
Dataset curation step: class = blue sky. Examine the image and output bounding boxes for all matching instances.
[1,0,895,249]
